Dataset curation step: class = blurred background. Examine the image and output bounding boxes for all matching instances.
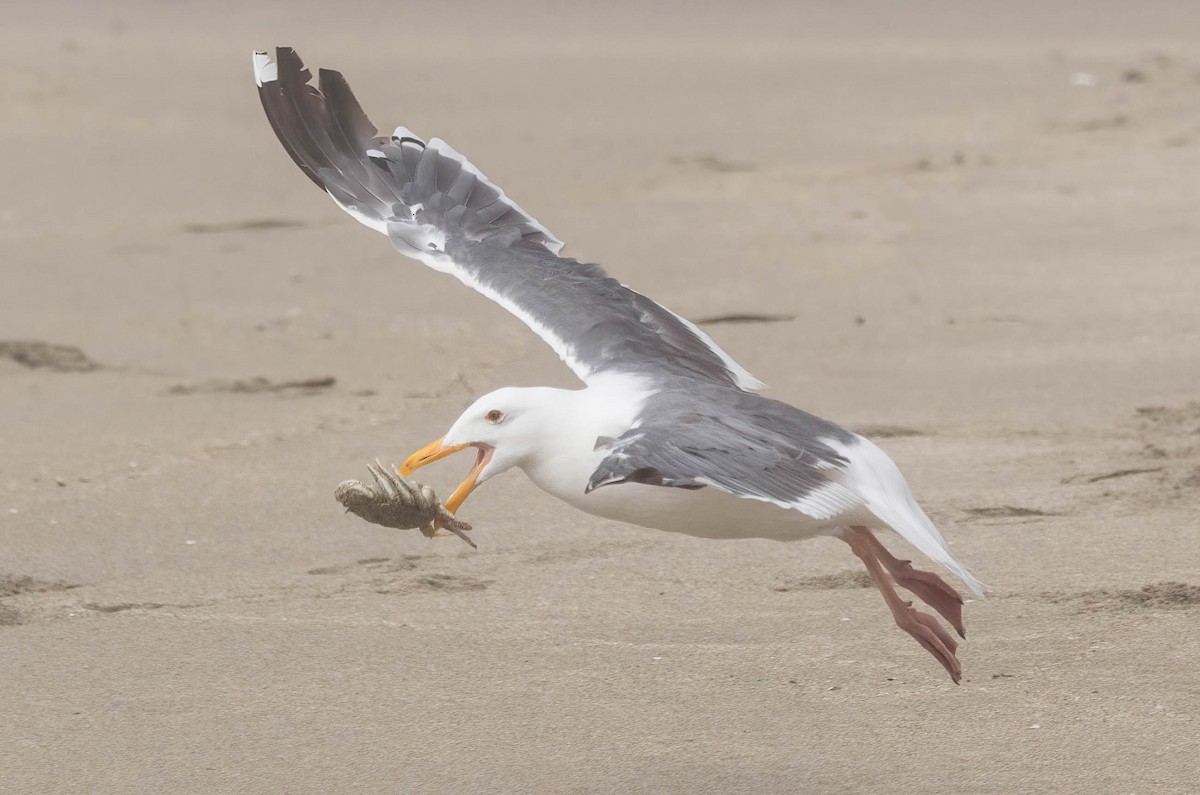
[3,2,1199,792]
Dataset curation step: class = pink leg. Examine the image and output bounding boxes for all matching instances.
[843,526,963,684]
[855,530,966,639]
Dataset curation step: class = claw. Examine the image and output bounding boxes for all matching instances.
[439,522,478,549]
[433,508,476,548]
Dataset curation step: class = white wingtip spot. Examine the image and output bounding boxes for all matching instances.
[392,126,426,146]
[252,51,277,87]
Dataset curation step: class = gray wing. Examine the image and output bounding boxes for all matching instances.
[586,388,864,520]
[253,47,762,391]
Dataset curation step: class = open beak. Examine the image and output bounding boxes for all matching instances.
[401,436,493,514]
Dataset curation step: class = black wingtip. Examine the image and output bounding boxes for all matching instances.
[254,47,327,190]
[317,66,382,151]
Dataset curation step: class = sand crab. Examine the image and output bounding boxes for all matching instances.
[334,460,476,548]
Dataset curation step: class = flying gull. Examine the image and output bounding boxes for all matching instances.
[252,47,983,683]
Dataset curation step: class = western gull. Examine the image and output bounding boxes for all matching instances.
[252,47,983,683]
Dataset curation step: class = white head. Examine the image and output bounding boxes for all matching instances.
[400,386,569,513]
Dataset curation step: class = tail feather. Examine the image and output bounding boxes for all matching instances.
[833,435,985,597]
[252,47,564,256]
[866,493,985,597]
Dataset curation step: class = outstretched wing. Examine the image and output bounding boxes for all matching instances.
[586,388,863,520]
[253,47,762,391]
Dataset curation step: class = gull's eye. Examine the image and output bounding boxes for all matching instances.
[484,409,505,425]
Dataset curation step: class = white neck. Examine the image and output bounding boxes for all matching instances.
[516,375,651,502]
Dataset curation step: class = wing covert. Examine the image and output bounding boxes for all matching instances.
[586,389,862,520]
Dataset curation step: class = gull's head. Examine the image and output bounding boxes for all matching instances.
[400,387,565,514]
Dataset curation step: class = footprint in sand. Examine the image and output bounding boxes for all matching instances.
[1043,581,1200,611]
[0,574,82,627]
[0,341,100,372]
[304,556,491,596]
[773,570,873,592]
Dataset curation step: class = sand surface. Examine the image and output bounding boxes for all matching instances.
[3,1,1200,791]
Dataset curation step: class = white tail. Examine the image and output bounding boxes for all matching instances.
[831,435,984,596]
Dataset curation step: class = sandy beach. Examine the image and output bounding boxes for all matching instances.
[3,1,1200,791]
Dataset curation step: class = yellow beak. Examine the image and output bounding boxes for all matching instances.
[400,436,489,514]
